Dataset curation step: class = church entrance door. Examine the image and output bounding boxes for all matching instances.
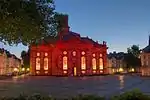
[73,67,77,76]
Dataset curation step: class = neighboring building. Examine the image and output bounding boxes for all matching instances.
[0,48,21,75]
[141,36,150,76]
[30,15,108,76]
[107,52,127,74]
[0,49,7,75]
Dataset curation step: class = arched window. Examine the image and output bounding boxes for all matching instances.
[81,56,86,70]
[63,56,68,70]
[93,54,96,57]
[63,51,67,55]
[73,51,76,56]
[92,58,96,70]
[100,54,103,57]
[37,52,40,56]
[45,53,48,56]
[44,58,48,70]
[82,51,85,55]
[99,58,103,69]
[36,58,40,70]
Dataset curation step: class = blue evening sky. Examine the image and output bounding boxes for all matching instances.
[1,0,150,58]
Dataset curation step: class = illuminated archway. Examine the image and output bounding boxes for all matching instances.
[99,58,103,69]
[36,58,40,70]
[81,56,86,70]
[92,58,96,70]
[63,56,68,70]
[44,58,48,70]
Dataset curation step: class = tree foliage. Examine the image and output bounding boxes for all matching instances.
[21,50,30,68]
[124,45,141,68]
[0,0,62,46]
[127,45,140,58]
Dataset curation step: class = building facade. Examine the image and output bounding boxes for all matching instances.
[30,15,108,76]
[0,48,21,75]
[141,36,150,76]
[107,52,127,74]
[0,49,7,75]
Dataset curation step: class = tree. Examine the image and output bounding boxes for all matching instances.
[127,45,140,58]
[124,45,141,69]
[0,0,63,45]
[21,50,30,68]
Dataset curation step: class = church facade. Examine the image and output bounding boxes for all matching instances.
[30,15,108,76]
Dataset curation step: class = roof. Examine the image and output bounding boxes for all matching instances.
[33,31,104,46]
[0,48,20,61]
[62,31,80,41]
[142,36,150,53]
[142,45,150,53]
[108,52,127,60]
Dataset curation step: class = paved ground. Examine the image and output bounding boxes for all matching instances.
[0,74,150,98]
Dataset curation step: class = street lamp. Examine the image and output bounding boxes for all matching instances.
[22,68,25,72]
[14,68,18,72]
[27,68,30,71]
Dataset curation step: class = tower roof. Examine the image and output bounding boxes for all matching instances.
[142,35,150,53]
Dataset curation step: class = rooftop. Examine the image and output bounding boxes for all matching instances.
[142,36,150,53]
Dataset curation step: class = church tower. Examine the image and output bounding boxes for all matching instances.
[57,15,70,40]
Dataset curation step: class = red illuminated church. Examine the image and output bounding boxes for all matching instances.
[30,15,108,76]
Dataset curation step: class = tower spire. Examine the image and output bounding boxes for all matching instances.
[149,35,150,45]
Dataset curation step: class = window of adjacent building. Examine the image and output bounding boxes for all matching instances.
[37,52,40,56]
[44,58,48,70]
[73,51,76,56]
[63,51,67,55]
[92,58,96,70]
[143,55,146,60]
[81,56,86,70]
[99,58,103,69]
[63,56,68,70]
[146,61,149,66]
[36,58,40,70]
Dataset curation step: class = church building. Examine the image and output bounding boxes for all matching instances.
[30,15,108,76]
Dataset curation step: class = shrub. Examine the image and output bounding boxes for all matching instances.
[0,90,150,100]
[111,89,150,100]
[72,94,105,100]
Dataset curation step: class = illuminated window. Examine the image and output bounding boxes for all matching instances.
[92,58,96,70]
[93,70,96,73]
[36,71,40,74]
[81,51,85,55]
[73,51,76,56]
[44,58,48,70]
[63,71,67,74]
[45,71,48,74]
[37,53,40,56]
[63,51,67,55]
[82,71,85,74]
[93,54,96,57]
[100,54,102,57]
[63,56,68,70]
[99,58,103,69]
[36,58,40,70]
[81,56,86,70]
[45,53,48,56]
